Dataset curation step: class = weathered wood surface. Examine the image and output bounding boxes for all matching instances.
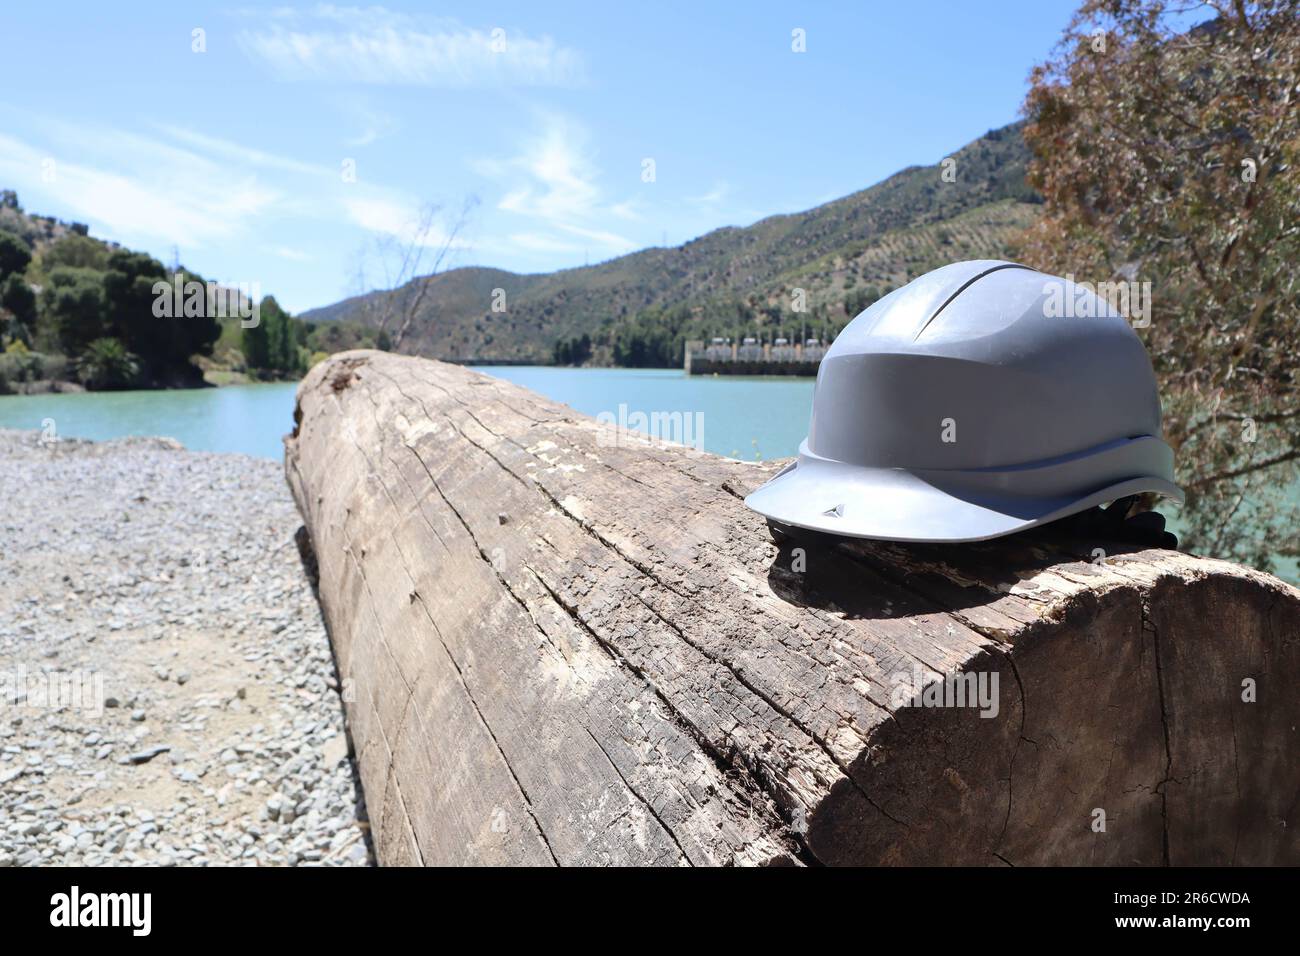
[285,350,1300,866]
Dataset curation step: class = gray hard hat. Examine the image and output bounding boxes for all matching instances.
[745,260,1183,543]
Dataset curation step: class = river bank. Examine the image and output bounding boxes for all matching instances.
[0,429,371,866]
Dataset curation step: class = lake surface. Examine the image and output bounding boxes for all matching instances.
[0,368,814,463]
[478,366,814,461]
[2,367,1292,582]
[0,382,302,460]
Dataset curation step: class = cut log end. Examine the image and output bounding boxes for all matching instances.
[285,349,1300,866]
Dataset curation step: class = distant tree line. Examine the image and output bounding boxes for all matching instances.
[558,286,888,370]
[552,332,591,366]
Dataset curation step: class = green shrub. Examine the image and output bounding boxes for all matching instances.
[42,266,108,355]
[0,349,41,382]
[38,353,68,381]
[39,233,110,272]
[1,273,36,329]
[76,337,140,390]
[0,347,65,391]
[0,229,31,280]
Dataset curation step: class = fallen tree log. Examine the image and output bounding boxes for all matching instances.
[285,349,1300,866]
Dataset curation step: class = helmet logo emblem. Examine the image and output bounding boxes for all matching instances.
[822,504,844,518]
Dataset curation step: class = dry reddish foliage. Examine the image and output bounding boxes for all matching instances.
[1020,0,1299,567]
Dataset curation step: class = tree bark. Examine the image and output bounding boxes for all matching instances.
[285,350,1300,866]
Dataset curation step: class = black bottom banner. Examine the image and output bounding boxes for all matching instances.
[0,864,1285,941]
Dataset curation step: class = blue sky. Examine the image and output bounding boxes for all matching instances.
[1,1,1081,313]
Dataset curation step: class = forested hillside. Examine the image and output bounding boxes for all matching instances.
[0,192,358,391]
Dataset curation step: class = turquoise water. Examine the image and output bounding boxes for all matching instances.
[0,368,814,463]
[0,383,301,460]
[477,366,813,461]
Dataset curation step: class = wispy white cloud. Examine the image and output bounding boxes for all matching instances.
[271,245,312,262]
[555,222,637,250]
[475,114,636,256]
[0,113,462,268]
[508,232,584,254]
[341,195,472,249]
[153,125,327,176]
[608,199,643,221]
[337,94,398,147]
[236,6,584,87]
[0,129,278,249]
[495,117,599,222]
[687,181,732,206]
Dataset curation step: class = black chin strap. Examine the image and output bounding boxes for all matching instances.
[1059,495,1179,550]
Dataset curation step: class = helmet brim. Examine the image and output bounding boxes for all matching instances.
[744,448,1184,544]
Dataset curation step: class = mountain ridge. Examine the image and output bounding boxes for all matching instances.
[303,121,1037,364]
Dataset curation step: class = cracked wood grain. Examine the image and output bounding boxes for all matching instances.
[286,350,1300,866]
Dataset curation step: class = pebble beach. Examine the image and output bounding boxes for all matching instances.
[0,429,371,866]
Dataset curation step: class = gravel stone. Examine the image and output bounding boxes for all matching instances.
[0,431,372,867]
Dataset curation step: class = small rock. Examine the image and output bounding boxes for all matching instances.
[321,733,348,768]
[128,745,170,765]
[345,843,369,865]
